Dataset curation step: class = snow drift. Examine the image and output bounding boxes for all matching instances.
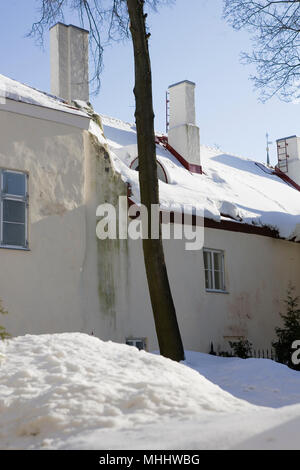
[1,333,300,450]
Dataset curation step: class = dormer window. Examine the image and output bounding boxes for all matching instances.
[130,157,168,183]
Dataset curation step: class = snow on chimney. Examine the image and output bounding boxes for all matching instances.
[168,80,200,168]
[50,23,89,103]
[276,135,300,186]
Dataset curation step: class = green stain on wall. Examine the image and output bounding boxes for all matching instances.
[89,129,130,329]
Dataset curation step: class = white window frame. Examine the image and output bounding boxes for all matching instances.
[0,169,29,250]
[126,337,147,351]
[130,157,168,184]
[203,248,226,293]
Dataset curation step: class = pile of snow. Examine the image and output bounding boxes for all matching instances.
[1,333,300,450]
[0,74,87,117]
[184,351,300,408]
[98,115,300,241]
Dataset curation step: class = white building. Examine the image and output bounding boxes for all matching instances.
[0,23,299,354]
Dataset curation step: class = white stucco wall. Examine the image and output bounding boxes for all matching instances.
[111,227,300,354]
[0,105,133,343]
[1,102,299,356]
[0,105,95,336]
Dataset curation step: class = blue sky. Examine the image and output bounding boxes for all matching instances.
[0,0,299,165]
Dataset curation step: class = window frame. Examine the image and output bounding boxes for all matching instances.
[203,248,226,293]
[126,337,147,351]
[0,169,29,250]
[130,157,168,184]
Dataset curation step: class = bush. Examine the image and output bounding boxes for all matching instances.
[272,285,300,371]
[0,298,10,341]
[218,351,234,358]
[229,339,252,359]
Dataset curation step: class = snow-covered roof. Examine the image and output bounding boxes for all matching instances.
[0,74,88,117]
[95,115,300,242]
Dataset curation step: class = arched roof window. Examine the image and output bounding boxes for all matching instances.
[130,157,168,183]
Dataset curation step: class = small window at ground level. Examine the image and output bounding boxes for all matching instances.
[126,338,147,351]
[203,249,225,292]
[0,170,28,249]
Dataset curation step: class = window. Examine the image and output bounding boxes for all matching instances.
[203,249,225,292]
[0,170,28,249]
[126,338,147,351]
[130,158,168,183]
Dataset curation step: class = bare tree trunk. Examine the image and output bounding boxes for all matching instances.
[127,0,184,361]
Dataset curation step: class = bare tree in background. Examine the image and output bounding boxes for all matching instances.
[30,0,184,362]
[224,0,300,101]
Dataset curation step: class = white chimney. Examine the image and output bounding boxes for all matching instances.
[50,23,89,103]
[168,80,200,167]
[277,135,300,186]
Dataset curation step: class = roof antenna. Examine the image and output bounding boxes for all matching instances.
[266,132,272,166]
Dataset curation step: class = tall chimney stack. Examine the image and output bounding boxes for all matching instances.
[276,135,300,186]
[168,80,200,168]
[50,23,89,103]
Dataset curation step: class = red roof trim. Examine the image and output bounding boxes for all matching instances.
[273,167,300,192]
[204,217,280,239]
[155,135,202,174]
[127,195,287,241]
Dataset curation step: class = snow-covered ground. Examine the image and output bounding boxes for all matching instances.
[185,351,300,408]
[0,333,300,450]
